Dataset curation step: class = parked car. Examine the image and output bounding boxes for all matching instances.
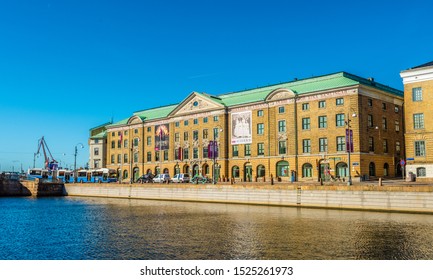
[172,173,190,183]
[152,173,172,183]
[135,173,154,183]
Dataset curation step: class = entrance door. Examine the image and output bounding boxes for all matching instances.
[244,164,252,182]
[319,161,330,181]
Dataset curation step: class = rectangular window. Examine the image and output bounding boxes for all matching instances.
[336,98,344,106]
[302,103,310,111]
[257,123,264,135]
[203,117,208,123]
[193,148,198,159]
[368,114,373,128]
[134,129,138,134]
[164,150,169,161]
[337,136,345,151]
[134,153,139,163]
[383,139,388,153]
[412,87,423,101]
[213,127,219,139]
[302,118,310,130]
[319,138,328,152]
[117,140,121,149]
[232,145,239,157]
[414,113,424,129]
[368,99,373,107]
[318,116,327,128]
[193,130,199,140]
[111,155,115,164]
[382,103,387,110]
[395,120,400,132]
[155,152,159,162]
[203,146,208,158]
[245,144,251,156]
[257,143,265,156]
[302,139,311,153]
[147,127,152,132]
[193,118,198,125]
[318,100,326,108]
[124,140,128,148]
[257,110,264,117]
[278,120,286,132]
[111,141,115,149]
[278,106,285,113]
[117,154,121,163]
[369,137,374,152]
[124,154,128,163]
[415,141,426,156]
[213,115,219,122]
[203,129,208,139]
[94,148,99,156]
[184,148,189,159]
[395,105,399,113]
[184,120,189,126]
[396,141,401,154]
[175,122,180,127]
[147,136,151,146]
[336,114,345,127]
[279,141,287,154]
[382,117,387,130]
[147,152,151,162]
[175,133,180,142]
[184,132,189,141]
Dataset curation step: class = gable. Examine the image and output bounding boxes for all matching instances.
[170,92,225,117]
[266,88,296,101]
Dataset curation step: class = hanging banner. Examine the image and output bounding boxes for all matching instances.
[345,129,353,153]
[155,124,169,151]
[231,111,252,145]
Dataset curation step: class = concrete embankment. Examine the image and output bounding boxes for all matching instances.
[0,180,64,197]
[64,183,433,214]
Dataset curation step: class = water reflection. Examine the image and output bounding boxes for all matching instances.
[1,197,433,259]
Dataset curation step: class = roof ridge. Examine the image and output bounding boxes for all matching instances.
[218,72,346,97]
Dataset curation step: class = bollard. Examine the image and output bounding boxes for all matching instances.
[378,177,382,186]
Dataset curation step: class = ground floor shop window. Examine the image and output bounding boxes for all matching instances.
[276,161,289,177]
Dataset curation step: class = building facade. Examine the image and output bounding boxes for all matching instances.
[401,61,433,180]
[105,72,404,183]
[88,122,111,169]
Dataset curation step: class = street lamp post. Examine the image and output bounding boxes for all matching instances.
[212,127,223,184]
[74,143,84,183]
[346,112,357,186]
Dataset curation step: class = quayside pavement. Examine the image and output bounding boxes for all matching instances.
[64,178,433,214]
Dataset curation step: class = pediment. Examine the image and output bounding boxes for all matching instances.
[266,88,296,101]
[128,115,144,125]
[170,92,225,116]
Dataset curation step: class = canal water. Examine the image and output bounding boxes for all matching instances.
[1,197,433,260]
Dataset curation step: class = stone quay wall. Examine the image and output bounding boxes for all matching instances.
[64,183,433,214]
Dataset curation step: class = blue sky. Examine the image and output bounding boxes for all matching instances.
[0,0,432,172]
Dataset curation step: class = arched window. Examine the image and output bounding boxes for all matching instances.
[133,167,140,181]
[383,163,389,176]
[174,164,180,175]
[369,162,376,176]
[146,169,152,175]
[123,170,128,179]
[155,166,160,175]
[302,163,313,178]
[183,165,190,174]
[203,164,209,175]
[257,165,266,177]
[417,167,426,177]
[336,162,348,177]
[232,166,240,178]
[276,161,289,177]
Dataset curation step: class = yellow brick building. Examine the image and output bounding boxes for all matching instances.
[401,61,433,181]
[104,72,404,183]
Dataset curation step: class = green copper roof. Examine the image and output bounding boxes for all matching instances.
[218,72,402,107]
[134,104,178,121]
[107,71,403,127]
[90,131,107,139]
